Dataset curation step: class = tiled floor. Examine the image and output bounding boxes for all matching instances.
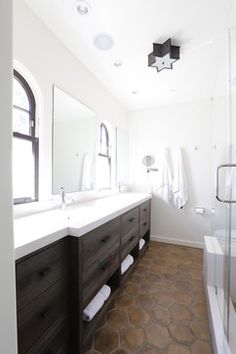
[86,241,212,354]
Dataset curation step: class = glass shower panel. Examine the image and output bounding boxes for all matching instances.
[210,30,230,334]
[228,27,236,353]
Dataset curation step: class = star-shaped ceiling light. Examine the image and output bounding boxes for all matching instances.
[148,38,180,73]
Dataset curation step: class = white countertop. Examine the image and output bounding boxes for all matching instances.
[14,193,151,260]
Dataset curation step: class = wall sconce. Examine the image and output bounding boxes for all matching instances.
[142,155,158,173]
[148,38,180,73]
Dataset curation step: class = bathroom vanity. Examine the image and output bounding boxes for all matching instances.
[14,193,151,353]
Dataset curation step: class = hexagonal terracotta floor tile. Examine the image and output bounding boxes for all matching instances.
[139,348,162,354]
[174,292,193,306]
[121,327,146,351]
[135,265,149,275]
[175,280,192,293]
[190,319,211,340]
[136,293,156,309]
[157,292,175,307]
[129,307,151,326]
[171,304,192,321]
[191,339,213,354]
[158,280,176,292]
[191,269,203,280]
[106,309,128,330]
[145,323,171,349]
[153,305,171,326]
[169,322,195,345]
[94,326,119,353]
[192,303,208,319]
[129,273,146,283]
[175,270,192,281]
[167,343,191,354]
[113,350,130,354]
[123,281,140,296]
[116,294,135,309]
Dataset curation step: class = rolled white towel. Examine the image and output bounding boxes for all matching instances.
[83,291,105,322]
[126,254,134,265]
[100,284,111,301]
[139,238,145,250]
[121,254,134,275]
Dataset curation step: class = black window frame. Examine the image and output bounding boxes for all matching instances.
[13,70,39,204]
[98,122,111,188]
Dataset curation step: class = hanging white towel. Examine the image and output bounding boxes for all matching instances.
[81,153,91,191]
[173,147,188,209]
[156,149,173,203]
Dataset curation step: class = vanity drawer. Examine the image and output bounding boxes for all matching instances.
[18,280,67,354]
[16,239,68,311]
[121,207,139,237]
[83,246,120,306]
[139,201,150,238]
[121,229,138,261]
[140,201,150,220]
[83,217,120,271]
[26,314,69,354]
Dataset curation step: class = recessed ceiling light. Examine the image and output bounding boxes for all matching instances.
[94,33,114,50]
[114,60,122,68]
[132,90,139,95]
[76,0,90,15]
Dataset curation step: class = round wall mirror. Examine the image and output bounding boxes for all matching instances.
[142,155,155,168]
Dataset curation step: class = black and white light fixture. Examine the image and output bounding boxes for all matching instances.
[148,38,180,73]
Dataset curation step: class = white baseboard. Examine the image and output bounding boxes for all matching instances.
[150,234,204,249]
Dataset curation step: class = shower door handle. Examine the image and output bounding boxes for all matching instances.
[216,164,236,203]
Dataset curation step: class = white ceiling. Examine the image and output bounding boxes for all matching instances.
[24,0,233,110]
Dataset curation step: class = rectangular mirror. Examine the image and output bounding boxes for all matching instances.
[53,86,96,194]
[116,127,129,186]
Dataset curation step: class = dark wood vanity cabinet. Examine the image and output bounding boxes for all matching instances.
[16,238,69,354]
[16,200,151,354]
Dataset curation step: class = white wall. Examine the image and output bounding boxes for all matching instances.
[128,99,219,247]
[0,0,18,352]
[13,0,128,200]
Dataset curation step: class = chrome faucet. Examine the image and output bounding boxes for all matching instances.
[60,187,66,210]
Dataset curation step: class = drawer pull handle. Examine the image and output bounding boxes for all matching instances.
[101,260,111,271]
[129,235,135,243]
[39,267,52,277]
[129,217,135,222]
[40,306,51,319]
[101,235,111,244]
[143,222,148,226]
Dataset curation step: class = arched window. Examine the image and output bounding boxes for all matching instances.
[97,122,111,189]
[13,70,39,204]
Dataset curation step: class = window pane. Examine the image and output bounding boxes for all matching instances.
[97,155,110,189]
[13,108,30,135]
[13,77,29,110]
[13,137,35,200]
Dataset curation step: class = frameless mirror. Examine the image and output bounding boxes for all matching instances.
[53,86,96,194]
[116,128,129,186]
